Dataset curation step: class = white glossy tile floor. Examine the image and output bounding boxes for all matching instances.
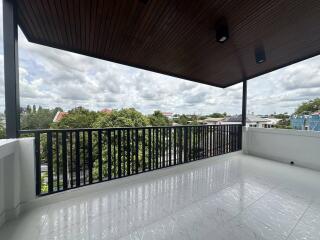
[1,152,320,240]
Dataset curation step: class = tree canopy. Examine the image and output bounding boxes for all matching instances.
[208,112,227,118]
[148,111,171,126]
[295,98,320,115]
[94,108,149,128]
[20,105,61,130]
[173,114,198,125]
[53,107,99,129]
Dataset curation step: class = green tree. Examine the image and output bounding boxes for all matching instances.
[94,108,149,128]
[21,105,60,130]
[26,105,32,114]
[148,111,171,126]
[208,112,225,118]
[0,122,5,139]
[295,98,320,115]
[174,114,198,125]
[54,107,98,129]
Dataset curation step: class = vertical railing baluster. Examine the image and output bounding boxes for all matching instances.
[183,127,188,163]
[227,125,230,153]
[82,131,86,185]
[166,128,169,166]
[224,125,226,154]
[188,126,192,161]
[214,125,217,155]
[75,131,80,187]
[209,126,212,156]
[174,128,177,165]
[204,126,206,158]
[118,129,122,178]
[223,125,225,153]
[135,129,139,174]
[206,126,210,157]
[88,130,93,184]
[123,130,126,176]
[35,132,41,195]
[192,126,195,160]
[56,132,60,191]
[169,128,172,166]
[203,126,205,158]
[197,126,200,159]
[179,127,182,164]
[142,129,146,172]
[107,129,112,180]
[126,129,130,176]
[155,128,159,169]
[162,128,165,168]
[47,132,53,193]
[203,126,206,158]
[233,125,236,151]
[219,126,222,155]
[232,125,234,152]
[62,131,68,190]
[69,131,73,187]
[152,128,155,170]
[113,131,116,178]
[148,128,152,171]
[98,130,102,181]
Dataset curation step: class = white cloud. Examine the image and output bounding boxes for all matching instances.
[0,0,319,116]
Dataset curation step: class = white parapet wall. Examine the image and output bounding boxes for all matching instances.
[0,138,35,227]
[242,127,320,171]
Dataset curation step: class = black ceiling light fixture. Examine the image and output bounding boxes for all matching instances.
[215,17,229,43]
[255,45,266,64]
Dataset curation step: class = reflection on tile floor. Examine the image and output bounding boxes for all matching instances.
[1,152,320,240]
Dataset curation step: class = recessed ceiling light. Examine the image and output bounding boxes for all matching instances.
[255,45,266,64]
[215,18,229,43]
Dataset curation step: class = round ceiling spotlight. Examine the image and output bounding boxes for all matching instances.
[255,45,266,64]
[215,18,229,43]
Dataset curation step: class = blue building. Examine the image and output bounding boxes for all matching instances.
[290,112,320,131]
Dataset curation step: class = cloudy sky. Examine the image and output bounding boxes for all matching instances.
[0,1,319,116]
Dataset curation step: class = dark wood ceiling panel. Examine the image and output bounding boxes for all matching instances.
[16,0,320,88]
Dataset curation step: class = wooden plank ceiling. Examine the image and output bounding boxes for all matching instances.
[17,0,320,88]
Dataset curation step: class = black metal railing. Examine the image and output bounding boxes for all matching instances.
[20,124,242,196]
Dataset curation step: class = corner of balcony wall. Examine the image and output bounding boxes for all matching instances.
[244,127,320,172]
[0,137,35,228]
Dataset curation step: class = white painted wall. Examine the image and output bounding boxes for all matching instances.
[0,138,35,227]
[243,127,320,171]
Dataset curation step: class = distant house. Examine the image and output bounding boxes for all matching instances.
[53,111,68,123]
[223,114,280,128]
[101,108,113,114]
[291,111,320,131]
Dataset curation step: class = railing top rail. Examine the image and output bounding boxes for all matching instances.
[19,124,242,134]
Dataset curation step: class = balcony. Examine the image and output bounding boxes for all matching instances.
[2,1,320,239]
[1,127,320,239]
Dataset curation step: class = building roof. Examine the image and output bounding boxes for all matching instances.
[224,114,269,123]
[53,111,68,123]
[101,108,113,114]
[162,112,173,117]
[17,1,320,88]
